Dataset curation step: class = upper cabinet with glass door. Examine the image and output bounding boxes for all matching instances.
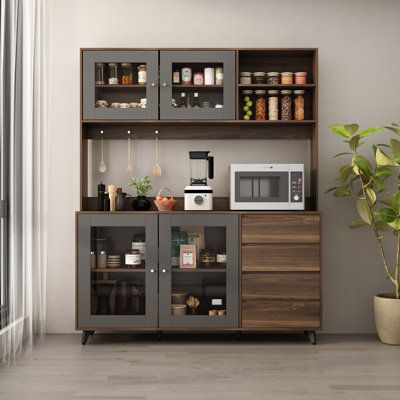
[159,51,235,120]
[82,50,159,120]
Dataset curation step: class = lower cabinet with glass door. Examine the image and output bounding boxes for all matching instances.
[76,213,239,344]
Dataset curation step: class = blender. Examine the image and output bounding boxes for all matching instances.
[184,151,214,210]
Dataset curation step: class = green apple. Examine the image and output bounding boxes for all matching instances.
[243,115,250,120]
[243,105,249,112]
[246,101,253,107]
[246,110,253,117]
[243,96,250,102]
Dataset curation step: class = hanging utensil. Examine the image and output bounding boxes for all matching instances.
[98,131,107,173]
[152,130,162,177]
[126,130,133,177]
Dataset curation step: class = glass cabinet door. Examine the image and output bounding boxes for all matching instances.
[159,51,236,120]
[158,214,239,328]
[77,214,158,328]
[82,50,159,120]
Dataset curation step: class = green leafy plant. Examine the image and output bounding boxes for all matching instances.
[327,122,400,298]
[129,176,152,197]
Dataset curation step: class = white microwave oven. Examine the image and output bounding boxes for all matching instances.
[229,164,304,210]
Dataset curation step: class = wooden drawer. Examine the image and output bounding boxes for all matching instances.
[242,243,320,272]
[242,272,320,300]
[242,214,320,244]
[242,299,320,329]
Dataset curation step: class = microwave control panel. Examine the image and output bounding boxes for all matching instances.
[290,172,303,202]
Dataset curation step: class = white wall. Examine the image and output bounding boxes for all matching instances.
[47,0,400,333]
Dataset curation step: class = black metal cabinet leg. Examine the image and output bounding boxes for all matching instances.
[81,330,93,345]
[305,330,317,345]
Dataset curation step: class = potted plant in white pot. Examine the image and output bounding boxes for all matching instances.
[328,123,400,344]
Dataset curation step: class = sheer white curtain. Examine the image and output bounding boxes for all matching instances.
[0,0,49,362]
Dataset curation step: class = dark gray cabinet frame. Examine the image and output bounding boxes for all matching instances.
[77,214,158,328]
[82,50,159,120]
[158,214,239,328]
[160,50,236,120]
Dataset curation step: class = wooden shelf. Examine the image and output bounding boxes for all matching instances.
[92,268,145,273]
[95,84,146,88]
[172,267,226,273]
[238,84,315,89]
[172,84,223,89]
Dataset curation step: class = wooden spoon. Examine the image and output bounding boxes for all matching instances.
[98,133,107,173]
[152,131,162,177]
[126,135,133,177]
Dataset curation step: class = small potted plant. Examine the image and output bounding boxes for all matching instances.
[327,122,400,344]
[129,176,152,211]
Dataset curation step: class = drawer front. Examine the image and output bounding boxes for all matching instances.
[242,214,320,243]
[242,299,320,329]
[242,243,320,272]
[242,272,320,300]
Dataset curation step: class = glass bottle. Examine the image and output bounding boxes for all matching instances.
[95,63,105,84]
[180,92,187,108]
[173,68,180,84]
[138,65,147,85]
[108,63,118,85]
[294,90,305,121]
[192,92,201,108]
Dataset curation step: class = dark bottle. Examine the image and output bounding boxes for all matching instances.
[103,192,110,211]
[192,92,201,108]
[180,92,187,108]
[97,182,105,211]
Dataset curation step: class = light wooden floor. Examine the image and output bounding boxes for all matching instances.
[0,333,400,399]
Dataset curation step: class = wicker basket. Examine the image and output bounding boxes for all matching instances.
[154,187,177,211]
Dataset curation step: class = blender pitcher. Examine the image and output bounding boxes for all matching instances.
[189,151,214,186]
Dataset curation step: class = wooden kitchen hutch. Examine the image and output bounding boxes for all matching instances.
[77,48,321,345]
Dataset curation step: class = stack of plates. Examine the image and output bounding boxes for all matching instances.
[107,255,121,269]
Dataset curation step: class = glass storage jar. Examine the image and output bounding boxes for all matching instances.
[108,63,119,85]
[295,72,308,84]
[138,64,147,85]
[200,249,216,266]
[125,249,141,267]
[242,90,254,120]
[255,90,267,120]
[95,63,105,84]
[215,67,223,85]
[121,63,133,85]
[97,250,107,269]
[294,90,305,121]
[253,72,266,84]
[267,90,279,120]
[281,72,294,85]
[280,90,293,120]
[267,72,280,84]
[240,71,252,84]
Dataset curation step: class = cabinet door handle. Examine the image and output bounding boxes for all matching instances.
[162,82,167,87]
[161,268,167,274]
[150,268,156,273]
[151,82,156,87]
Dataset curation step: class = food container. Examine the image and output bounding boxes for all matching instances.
[268,90,279,120]
[294,89,305,121]
[129,102,140,108]
[202,101,213,108]
[267,72,280,84]
[253,72,266,84]
[90,251,96,270]
[241,89,254,120]
[216,253,227,265]
[200,249,216,266]
[125,249,141,267]
[240,72,252,84]
[181,67,192,85]
[218,310,226,316]
[208,310,218,316]
[108,63,118,85]
[110,102,120,108]
[193,73,204,85]
[215,67,223,85]
[204,67,215,85]
[154,187,177,211]
[255,90,267,120]
[97,250,107,269]
[295,72,308,84]
[95,63,105,84]
[281,72,294,85]
[173,69,180,84]
[138,64,147,84]
[119,103,129,109]
[171,304,187,315]
[171,292,188,304]
[280,89,293,120]
[121,63,133,85]
[132,234,146,261]
[95,100,108,108]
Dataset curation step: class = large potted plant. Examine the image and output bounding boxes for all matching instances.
[328,123,400,344]
[129,176,152,211]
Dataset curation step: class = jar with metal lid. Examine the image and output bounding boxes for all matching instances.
[253,72,266,84]
[108,63,118,85]
[280,90,293,120]
[138,64,147,85]
[97,250,107,269]
[121,63,133,85]
[181,67,192,85]
[255,90,267,120]
[267,90,279,120]
[294,90,305,121]
[90,251,97,270]
[95,63,105,84]
[295,72,308,84]
[132,234,146,262]
[267,72,280,85]
[242,90,254,120]
[240,71,252,84]
[281,72,293,85]
[215,67,223,85]
[200,249,216,266]
[125,249,141,268]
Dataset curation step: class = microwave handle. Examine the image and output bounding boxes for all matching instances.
[207,156,214,180]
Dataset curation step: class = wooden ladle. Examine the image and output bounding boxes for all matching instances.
[152,130,162,177]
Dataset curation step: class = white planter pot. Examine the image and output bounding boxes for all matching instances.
[374,294,400,345]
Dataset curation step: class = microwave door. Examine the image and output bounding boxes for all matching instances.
[235,172,289,203]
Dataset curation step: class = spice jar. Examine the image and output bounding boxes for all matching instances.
[295,72,308,84]
[242,90,254,120]
[200,249,216,266]
[294,90,305,121]
[281,72,293,85]
[267,72,280,85]
[95,63,105,84]
[121,63,133,85]
[253,72,266,84]
[240,72,252,84]
[193,72,204,85]
[215,67,223,85]
[125,249,141,267]
[138,64,147,85]
[173,68,180,84]
[267,90,279,120]
[181,67,192,85]
[255,90,267,120]
[204,67,215,85]
[98,250,107,269]
[280,90,293,120]
[108,63,118,85]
